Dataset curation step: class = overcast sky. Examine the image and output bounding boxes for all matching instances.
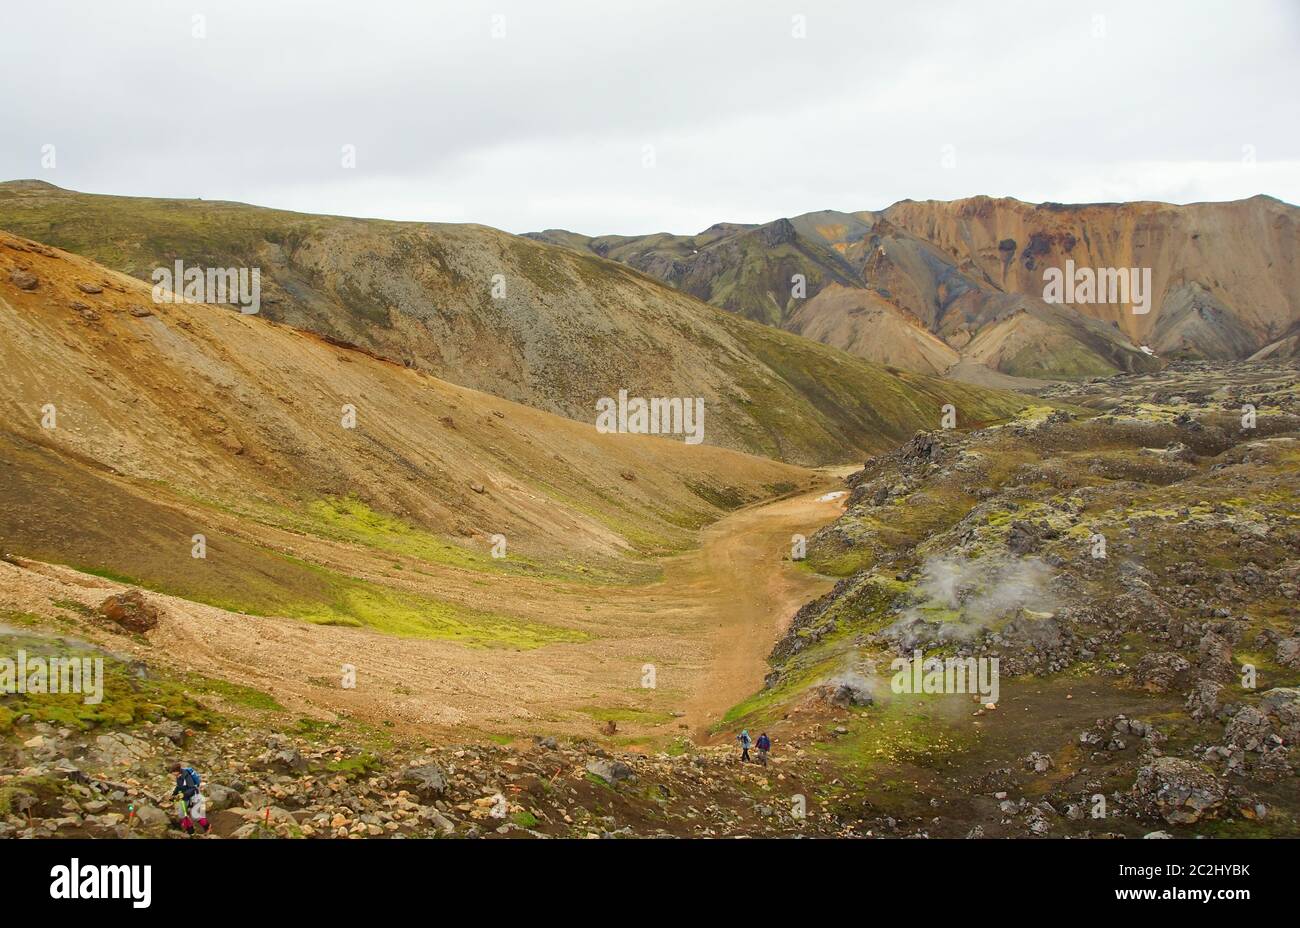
[2,0,1297,234]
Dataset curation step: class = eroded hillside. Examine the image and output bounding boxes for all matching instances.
[0,182,1025,465]
[533,196,1299,380]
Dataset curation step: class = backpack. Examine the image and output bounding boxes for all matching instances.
[180,767,201,791]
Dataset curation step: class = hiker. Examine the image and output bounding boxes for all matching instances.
[755,732,771,766]
[737,729,752,763]
[170,762,210,835]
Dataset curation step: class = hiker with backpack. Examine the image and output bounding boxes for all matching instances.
[755,732,771,766]
[737,729,752,763]
[170,762,210,835]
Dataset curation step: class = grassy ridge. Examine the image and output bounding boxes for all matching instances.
[0,439,585,648]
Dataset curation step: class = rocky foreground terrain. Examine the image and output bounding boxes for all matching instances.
[0,620,859,839]
[749,360,1300,837]
[3,362,1297,839]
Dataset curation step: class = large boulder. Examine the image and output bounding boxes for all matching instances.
[1132,652,1192,693]
[899,431,940,465]
[97,590,161,633]
[1185,678,1223,720]
[401,762,449,798]
[1260,687,1300,744]
[878,616,941,652]
[1197,631,1235,680]
[205,783,242,812]
[1000,612,1064,651]
[88,732,152,769]
[1276,637,1300,671]
[1023,752,1054,773]
[154,720,186,746]
[270,749,307,772]
[1131,757,1224,825]
[585,758,634,785]
[1224,706,1272,751]
[1007,521,1042,555]
[813,672,874,708]
[417,806,456,835]
[131,803,170,830]
[9,269,38,290]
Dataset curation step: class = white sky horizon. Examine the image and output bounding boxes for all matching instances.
[7,176,1296,240]
[2,0,1296,236]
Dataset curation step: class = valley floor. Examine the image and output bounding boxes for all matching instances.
[3,363,1297,840]
[1,472,850,742]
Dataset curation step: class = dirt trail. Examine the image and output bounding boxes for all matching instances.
[676,471,854,739]
[0,470,854,741]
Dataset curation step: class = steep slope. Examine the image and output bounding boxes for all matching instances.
[1249,328,1300,361]
[529,213,868,329]
[557,218,863,328]
[0,182,1024,465]
[786,284,959,376]
[881,195,1300,354]
[0,230,822,621]
[1151,281,1262,359]
[961,297,1158,380]
[537,195,1298,376]
[0,230,871,740]
[532,208,1159,380]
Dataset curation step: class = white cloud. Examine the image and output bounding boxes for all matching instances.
[0,0,1295,233]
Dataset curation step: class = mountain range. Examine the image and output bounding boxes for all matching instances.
[0,181,1021,465]
[528,195,1300,382]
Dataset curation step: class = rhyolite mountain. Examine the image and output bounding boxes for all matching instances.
[529,195,1300,380]
[0,181,1025,466]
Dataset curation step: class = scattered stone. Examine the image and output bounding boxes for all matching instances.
[1023,752,1054,773]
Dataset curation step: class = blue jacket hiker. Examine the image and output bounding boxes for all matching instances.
[170,763,210,835]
